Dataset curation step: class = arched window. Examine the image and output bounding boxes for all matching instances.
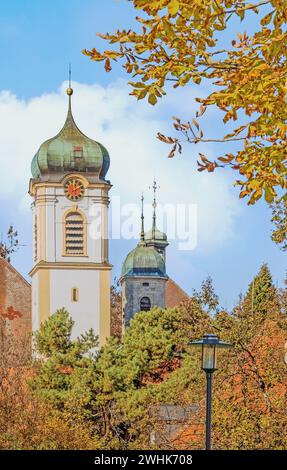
[64,211,85,255]
[140,297,151,312]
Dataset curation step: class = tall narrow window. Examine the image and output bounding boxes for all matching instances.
[140,297,151,312]
[64,211,85,255]
[71,287,79,302]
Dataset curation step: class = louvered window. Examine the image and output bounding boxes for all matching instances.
[65,212,85,255]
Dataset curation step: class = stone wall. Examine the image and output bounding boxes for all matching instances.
[0,258,31,364]
[122,276,167,325]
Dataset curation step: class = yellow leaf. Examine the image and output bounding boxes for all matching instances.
[148,93,157,105]
[168,0,179,17]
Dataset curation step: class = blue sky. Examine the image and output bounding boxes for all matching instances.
[0,0,285,309]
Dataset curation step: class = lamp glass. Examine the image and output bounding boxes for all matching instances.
[202,344,217,371]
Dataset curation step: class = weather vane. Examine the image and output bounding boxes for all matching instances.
[149,180,160,239]
[149,180,160,209]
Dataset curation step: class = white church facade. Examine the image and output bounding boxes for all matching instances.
[29,85,111,345]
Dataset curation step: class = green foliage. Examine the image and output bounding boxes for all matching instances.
[123,308,188,373]
[9,269,287,449]
[31,308,98,406]
[84,0,287,207]
[243,263,277,316]
[34,308,74,356]
[31,305,209,448]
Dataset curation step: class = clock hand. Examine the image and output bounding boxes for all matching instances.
[71,187,82,196]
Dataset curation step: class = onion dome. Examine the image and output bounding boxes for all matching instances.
[122,245,167,278]
[145,227,169,261]
[145,180,169,251]
[31,87,110,180]
[145,228,168,243]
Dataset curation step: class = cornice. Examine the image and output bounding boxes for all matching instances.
[29,261,113,277]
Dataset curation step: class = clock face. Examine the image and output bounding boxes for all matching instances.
[64,178,85,201]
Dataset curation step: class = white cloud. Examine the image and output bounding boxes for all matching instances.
[0,79,241,255]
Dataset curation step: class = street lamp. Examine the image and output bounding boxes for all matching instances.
[190,334,232,450]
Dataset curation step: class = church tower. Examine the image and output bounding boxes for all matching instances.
[121,190,168,326]
[29,81,111,345]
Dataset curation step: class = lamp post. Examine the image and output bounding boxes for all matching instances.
[190,334,232,450]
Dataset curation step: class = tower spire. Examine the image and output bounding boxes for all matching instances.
[63,64,78,134]
[66,63,74,112]
[140,193,145,243]
[151,180,158,241]
[69,63,72,89]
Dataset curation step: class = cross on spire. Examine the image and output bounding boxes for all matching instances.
[150,180,159,241]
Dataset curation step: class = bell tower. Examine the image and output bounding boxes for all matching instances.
[29,81,111,345]
[121,193,168,325]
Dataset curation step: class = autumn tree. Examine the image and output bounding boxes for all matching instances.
[0,366,98,450]
[6,271,287,450]
[0,317,98,450]
[212,267,287,449]
[84,0,287,208]
[192,275,220,315]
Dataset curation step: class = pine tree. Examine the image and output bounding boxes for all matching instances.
[243,264,276,317]
[31,309,98,407]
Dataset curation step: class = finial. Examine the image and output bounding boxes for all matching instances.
[140,193,145,243]
[66,63,73,96]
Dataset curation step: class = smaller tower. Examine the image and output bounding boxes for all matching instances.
[145,180,169,262]
[121,193,168,326]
